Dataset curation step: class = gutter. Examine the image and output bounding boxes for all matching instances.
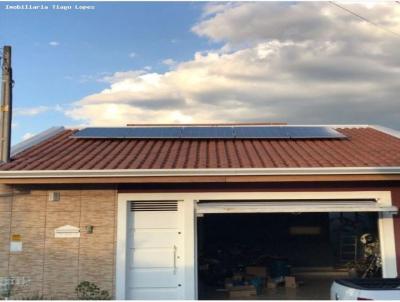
[0,167,400,179]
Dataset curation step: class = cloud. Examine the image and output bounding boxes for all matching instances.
[192,2,400,46]
[66,103,194,126]
[15,106,50,116]
[77,72,112,83]
[128,52,136,58]
[14,105,65,116]
[162,58,177,66]
[66,2,400,129]
[22,132,35,140]
[49,41,60,47]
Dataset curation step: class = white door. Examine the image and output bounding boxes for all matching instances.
[126,200,184,300]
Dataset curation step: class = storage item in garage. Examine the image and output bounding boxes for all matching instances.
[246,266,269,278]
[232,272,244,282]
[250,276,265,295]
[228,285,257,298]
[267,281,278,289]
[225,278,234,289]
[226,275,255,289]
[285,276,297,288]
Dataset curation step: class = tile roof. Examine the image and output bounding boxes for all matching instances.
[1,126,400,170]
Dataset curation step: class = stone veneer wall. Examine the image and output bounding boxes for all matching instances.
[0,187,117,299]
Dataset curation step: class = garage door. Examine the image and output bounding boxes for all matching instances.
[196,199,398,214]
[126,201,184,300]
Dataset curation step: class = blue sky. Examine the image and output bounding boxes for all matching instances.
[1,2,400,144]
[0,2,214,143]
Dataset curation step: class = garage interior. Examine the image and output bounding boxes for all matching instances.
[197,210,381,300]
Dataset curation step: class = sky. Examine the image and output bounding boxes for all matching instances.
[1,1,400,144]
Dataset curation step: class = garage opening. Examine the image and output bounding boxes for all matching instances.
[197,211,381,300]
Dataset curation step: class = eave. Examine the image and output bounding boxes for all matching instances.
[0,167,400,184]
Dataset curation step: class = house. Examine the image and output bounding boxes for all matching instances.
[0,123,400,299]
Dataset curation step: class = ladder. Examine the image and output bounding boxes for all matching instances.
[339,235,358,264]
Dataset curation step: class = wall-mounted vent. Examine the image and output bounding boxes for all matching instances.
[48,191,61,202]
[129,201,178,212]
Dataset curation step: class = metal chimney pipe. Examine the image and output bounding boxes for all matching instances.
[0,46,13,162]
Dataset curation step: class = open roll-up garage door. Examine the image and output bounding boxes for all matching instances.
[196,199,398,214]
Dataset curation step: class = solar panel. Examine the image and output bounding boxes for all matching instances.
[285,126,346,139]
[234,126,287,138]
[73,126,346,139]
[73,127,182,138]
[182,127,233,138]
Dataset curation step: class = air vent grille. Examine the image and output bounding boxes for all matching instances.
[130,201,178,212]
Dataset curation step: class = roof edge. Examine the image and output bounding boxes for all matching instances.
[371,125,400,139]
[0,167,400,179]
[11,126,65,157]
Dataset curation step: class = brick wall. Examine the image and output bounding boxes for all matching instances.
[0,185,12,296]
[0,187,117,299]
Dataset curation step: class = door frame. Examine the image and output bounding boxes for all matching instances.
[116,191,397,300]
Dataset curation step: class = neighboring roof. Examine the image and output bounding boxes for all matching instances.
[1,125,400,171]
[10,126,65,156]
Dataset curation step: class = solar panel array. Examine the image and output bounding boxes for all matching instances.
[73,126,346,139]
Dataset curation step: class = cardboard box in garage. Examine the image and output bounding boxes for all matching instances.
[245,266,269,278]
[285,276,297,288]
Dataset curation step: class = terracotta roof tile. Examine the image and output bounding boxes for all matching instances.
[1,127,400,170]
